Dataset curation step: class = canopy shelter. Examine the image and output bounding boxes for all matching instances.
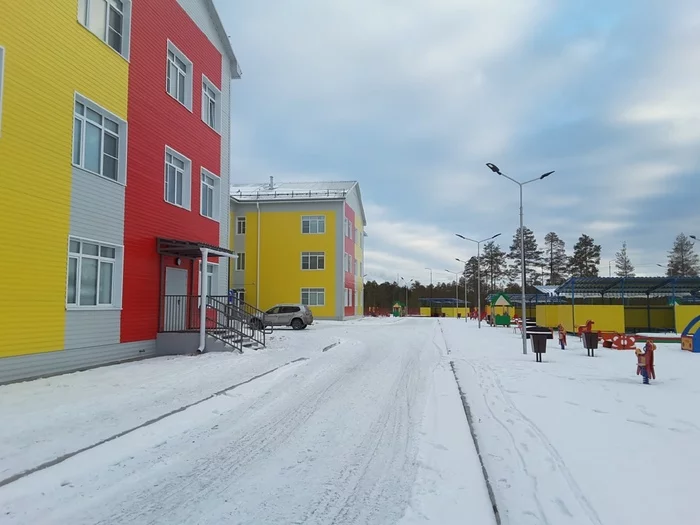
[419,298,467,306]
[554,276,700,301]
[157,238,237,352]
[551,276,700,333]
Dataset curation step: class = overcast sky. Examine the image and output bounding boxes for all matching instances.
[214,0,700,285]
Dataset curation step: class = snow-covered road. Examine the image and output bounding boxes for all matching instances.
[0,318,496,525]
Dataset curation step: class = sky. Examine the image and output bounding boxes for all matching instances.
[213,0,700,285]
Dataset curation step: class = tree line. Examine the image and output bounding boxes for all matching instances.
[364,230,699,310]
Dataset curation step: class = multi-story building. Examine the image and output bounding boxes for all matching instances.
[0,0,240,384]
[229,179,367,320]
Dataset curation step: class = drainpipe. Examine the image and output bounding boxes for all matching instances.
[199,247,209,353]
[257,202,261,309]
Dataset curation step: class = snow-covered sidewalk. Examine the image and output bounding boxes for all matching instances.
[0,317,496,524]
[442,318,700,525]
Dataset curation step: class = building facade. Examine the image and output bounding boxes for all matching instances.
[229,180,367,320]
[0,0,239,384]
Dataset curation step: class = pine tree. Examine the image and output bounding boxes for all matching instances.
[461,256,485,308]
[507,226,543,286]
[543,232,568,284]
[480,241,507,291]
[666,233,700,277]
[614,241,635,277]
[569,234,601,276]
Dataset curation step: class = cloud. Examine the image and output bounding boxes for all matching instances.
[216,0,700,284]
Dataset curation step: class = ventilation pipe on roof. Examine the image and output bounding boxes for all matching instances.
[268,176,274,190]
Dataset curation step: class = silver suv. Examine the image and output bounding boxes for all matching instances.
[251,304,314,330]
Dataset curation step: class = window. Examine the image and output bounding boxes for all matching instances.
[301,288,325,306]
[73,95,127,183]
[202,76,221,131]
[344,287,353,308]
[164,147,191,209]
[236,217,246,235]
[301,215,325,234]
[344,253,353,274]
[353,259,357,276]
[236,252,245,271]
[200,169,219,220]
[0,47,4,137]
[354,228,358,243]
[166,41,193,110]
[301,252,325,270]
[67,238,120,307]
[78,0,131,58]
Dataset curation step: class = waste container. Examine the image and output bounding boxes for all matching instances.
[529,329,550,362]
[582,331,599,357]
[457,313,461,319]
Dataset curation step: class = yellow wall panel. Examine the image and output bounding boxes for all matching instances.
[0,3,129,357]
[243,209,338,318]
[675,305,700,334]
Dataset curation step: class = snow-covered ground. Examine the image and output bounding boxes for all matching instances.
[442,319,700,525]
[0,318,495,525]
[5,316,698,524]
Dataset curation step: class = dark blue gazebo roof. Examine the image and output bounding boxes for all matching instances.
[419,298,467,306]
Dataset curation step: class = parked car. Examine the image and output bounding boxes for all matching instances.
[250,304,314,330]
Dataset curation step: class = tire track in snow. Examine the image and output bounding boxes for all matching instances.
[468,360,602,525]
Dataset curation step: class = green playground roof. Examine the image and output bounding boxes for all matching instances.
[554,276,700,298]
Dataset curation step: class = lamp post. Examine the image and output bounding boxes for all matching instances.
[455,233,501,329]
[425,267,433,301]
[400,277,414,315]
[456,257,470,322]
[486,163,554,354]
[444,270,461,317]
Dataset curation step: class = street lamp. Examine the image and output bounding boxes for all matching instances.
[487,163,554,354]
[400,277,414,315]
[455,232,501,329]
[456,258,470,322]
[444,270,460,317]
[425,267,433,301]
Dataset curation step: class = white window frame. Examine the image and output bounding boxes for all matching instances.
[301,287,325,307]
[201,75,221,132]
[0,46,5,137]
[301,251,325,271]
[353,259,358,276]
[199,168,219,221]
[163,146,192,210]
[236,216,246,235]
[197,260,218,295]
[77,0,132,59]
[166,40,193,110]
[72,93,128,185]
[66,236,123,309]
[236,252,246,271]
[301,215,325,234]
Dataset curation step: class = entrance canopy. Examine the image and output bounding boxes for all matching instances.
[157,237,235,259]
[554,276,700,299]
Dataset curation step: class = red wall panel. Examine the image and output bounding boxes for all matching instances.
[122,0,223,343]
[344,203,356,316]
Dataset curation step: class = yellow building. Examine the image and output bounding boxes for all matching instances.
[229,179,367,319]
[0,1,129,364]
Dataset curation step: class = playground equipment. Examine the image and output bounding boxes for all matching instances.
[490,293,512,327]
[681,315,700,353]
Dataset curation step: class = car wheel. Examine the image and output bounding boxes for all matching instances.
[291,318,304,330]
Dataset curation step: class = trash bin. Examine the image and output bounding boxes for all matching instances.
[457,313,462,319]
[582,331,599,357]
[528,329,550,362]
